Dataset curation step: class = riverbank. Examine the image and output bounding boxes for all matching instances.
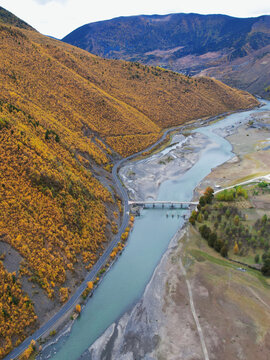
[196,108,270,195]
[119,104,263,202]
[28,102,265,360]
[30,108,250,360]
[87,102,270,360]
[120,132,209,201]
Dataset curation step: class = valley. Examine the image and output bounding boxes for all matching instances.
[83,101,270,360]
[37,102,270,360]
[0,5,269,360]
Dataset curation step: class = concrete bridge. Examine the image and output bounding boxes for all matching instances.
[128,200,198,209]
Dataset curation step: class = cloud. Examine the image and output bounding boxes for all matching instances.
[34,0,67,4]
[1,0,270,39]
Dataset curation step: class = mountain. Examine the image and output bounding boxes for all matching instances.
[0,6,34,30]
[63,13,270,98]
[198,44,270,97]
[0,7,258,359]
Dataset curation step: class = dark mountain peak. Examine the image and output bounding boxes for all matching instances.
[62,12,270,98]
[62,12,270,57]
[0,6,35,30]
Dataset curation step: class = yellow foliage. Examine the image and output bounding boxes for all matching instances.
[87,281,93,290]
[233,242,239,254]
[111,221,118,234]
[106,133,160,157]
[0,263,36,358]
[59,287,69,303]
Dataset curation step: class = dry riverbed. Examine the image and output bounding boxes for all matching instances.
[120,132,210,201]
[86,107,270,360]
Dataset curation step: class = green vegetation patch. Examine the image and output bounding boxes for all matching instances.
[189,185,270,278]
[189,248,238,269]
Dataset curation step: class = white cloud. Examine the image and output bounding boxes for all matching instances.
[34,0,67,4]
[0,0,270,38]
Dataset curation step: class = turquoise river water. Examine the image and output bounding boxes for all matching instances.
[39,100,270,360]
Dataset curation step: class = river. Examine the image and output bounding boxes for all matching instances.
[39,100,270,360]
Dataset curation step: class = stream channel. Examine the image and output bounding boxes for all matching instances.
[39,100,270,360]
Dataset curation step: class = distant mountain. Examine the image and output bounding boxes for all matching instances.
[63,13,270,98]
[198,44,270,98]
[0,6,35,30]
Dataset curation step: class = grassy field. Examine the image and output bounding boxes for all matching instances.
[183,223,270,350]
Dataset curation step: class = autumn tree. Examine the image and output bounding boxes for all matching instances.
[233,242,239,254]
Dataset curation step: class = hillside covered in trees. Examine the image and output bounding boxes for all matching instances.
[0,6,259,358]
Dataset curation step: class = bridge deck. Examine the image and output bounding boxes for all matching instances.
[128,201,198,205]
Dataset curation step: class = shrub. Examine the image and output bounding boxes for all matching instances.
[199,225,211,240]
[258,181,268,188]
[199,196,206,207]
[220,245,228,257]
[208,232,217,248]
[214,239,223,253]
[261,254,270,276]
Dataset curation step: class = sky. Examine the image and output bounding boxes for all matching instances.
[1,0,270,39]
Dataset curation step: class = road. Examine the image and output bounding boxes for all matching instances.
[3,109,248,360]
[3,123,189,360]
[214,173,270,195]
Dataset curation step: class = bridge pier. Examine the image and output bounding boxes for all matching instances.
[129,200,198,209]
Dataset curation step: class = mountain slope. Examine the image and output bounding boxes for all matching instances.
[199,44,270,98]
[0,6,34,30]
[0,8,258,358]
[62,13,270,98]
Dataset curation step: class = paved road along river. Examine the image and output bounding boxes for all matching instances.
[39,101,270,360]
[5,100,270,360]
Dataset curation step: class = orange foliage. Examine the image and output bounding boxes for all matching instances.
[59,287,69,303]
[106,133,160,157]
[0,263,36,359]
[87,281,93,290]
[117,200,122,214]
[0,100,113,299]
[75,304,81,313]
[111,221,118,234]
[233,242,239,254]
[0,24,257,160]
[95,138,112,155]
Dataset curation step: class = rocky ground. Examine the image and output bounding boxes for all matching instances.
[119,132,211,202]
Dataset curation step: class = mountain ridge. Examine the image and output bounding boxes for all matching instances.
[0,6,35,30]
[62,12,270,98]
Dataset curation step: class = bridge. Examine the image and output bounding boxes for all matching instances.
[128,200,198,209]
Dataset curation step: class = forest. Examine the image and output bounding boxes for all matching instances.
[189,184,270,275]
